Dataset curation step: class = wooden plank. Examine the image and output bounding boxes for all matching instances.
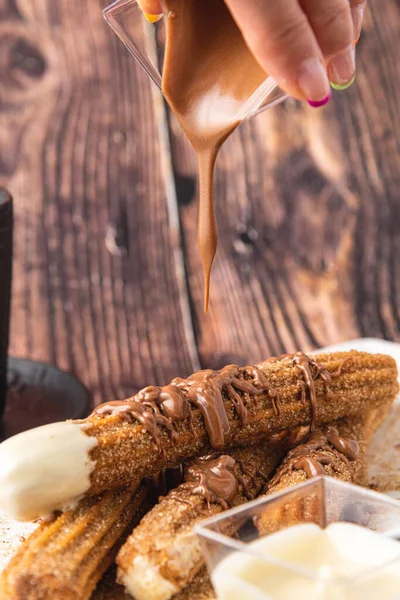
[168,0,400,367]
[1,0,196,405]
[3,0,400,406]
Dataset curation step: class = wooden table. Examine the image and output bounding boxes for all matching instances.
[2,0,400,407]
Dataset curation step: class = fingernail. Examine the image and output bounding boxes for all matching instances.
[307,91,332,108]
[331,74,356,91]
[351,4,365,42]
[144,12,162,23]
[328,45,356,88]
[298,57,331,107]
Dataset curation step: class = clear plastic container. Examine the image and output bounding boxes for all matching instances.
[103,0,288,121]
[196,477,400,600]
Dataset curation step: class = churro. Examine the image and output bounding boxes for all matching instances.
[0,351,397,521]
[0,483,148,600]
[117,438,289,600]
[257,405,391,536]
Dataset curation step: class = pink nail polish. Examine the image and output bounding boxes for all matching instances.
[307,91,332,108]
[298,57,331,107]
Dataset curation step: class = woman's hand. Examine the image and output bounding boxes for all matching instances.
[137,0,364,106]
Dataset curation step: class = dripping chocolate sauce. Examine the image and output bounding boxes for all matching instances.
[161,0,267,311]
[265,425,360,490]
[90,353,343,452]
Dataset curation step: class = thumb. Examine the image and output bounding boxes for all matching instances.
[225,0,331,106]
[136,0,162,21]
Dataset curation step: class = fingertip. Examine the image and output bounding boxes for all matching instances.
[328,45,356,89]
[136,0,163,17]
[298,57,331,106]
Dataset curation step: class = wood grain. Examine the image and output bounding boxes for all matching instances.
[1,0,196,406]
[1,0,400,407]
[168,0,400,366]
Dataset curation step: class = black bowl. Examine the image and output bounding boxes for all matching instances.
[1,358,91,439]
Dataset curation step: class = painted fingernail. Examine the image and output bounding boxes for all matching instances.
[328,45,356,88]
[351,4,365,42]
[298,57,331,108]
[307,91,332,108]
[144,12,163,23]
[331,74,356,91]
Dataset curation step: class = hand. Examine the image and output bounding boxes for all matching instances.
[137,0,364,106]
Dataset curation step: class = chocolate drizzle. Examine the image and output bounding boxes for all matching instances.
[162,0,268,310]
[265,425,360,490]
[92,401,177,449]
[268,352,340,430]
[170,455,240,509]
[91,364,278,450]
[90,353,341,451]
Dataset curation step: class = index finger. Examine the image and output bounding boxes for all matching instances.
[136,0,162,19]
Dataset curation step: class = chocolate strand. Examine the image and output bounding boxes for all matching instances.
[91,354,341,450]
[264,426,360,491]
[170,456,239,510]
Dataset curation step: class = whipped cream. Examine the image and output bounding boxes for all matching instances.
[0,422,97,521]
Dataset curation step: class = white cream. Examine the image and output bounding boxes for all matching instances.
[212,522,400,600]
[0,422,97,521]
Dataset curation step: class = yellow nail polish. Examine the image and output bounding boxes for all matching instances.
[330,74,356,91]
[144,12,162,23]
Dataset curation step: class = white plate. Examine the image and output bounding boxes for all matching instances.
[316,338,400,498]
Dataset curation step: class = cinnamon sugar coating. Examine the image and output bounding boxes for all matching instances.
[257,405,392,536]
[82,352,398,497]
[116,440,288,600]
[0,484,149,600]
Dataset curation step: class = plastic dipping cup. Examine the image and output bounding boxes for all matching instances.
[102,0,288,121]
[196,477,400,600]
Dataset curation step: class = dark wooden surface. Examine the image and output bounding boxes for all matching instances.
[2,0,400,407]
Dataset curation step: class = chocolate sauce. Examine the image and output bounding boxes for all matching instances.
[265,426,360,490]
[91,363,278,451]
[170,455,239,509]
[325,426,359,461]
[268,352,338,430]
[291,456,326,478]
[92,400,176,449]
[162,0,267,310]
[90,353,341,452]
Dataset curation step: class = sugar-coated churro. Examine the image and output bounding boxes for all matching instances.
[257,405,391,536]
[0,483,148,600]
[0,351,396,521]
[117,438,289,600]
